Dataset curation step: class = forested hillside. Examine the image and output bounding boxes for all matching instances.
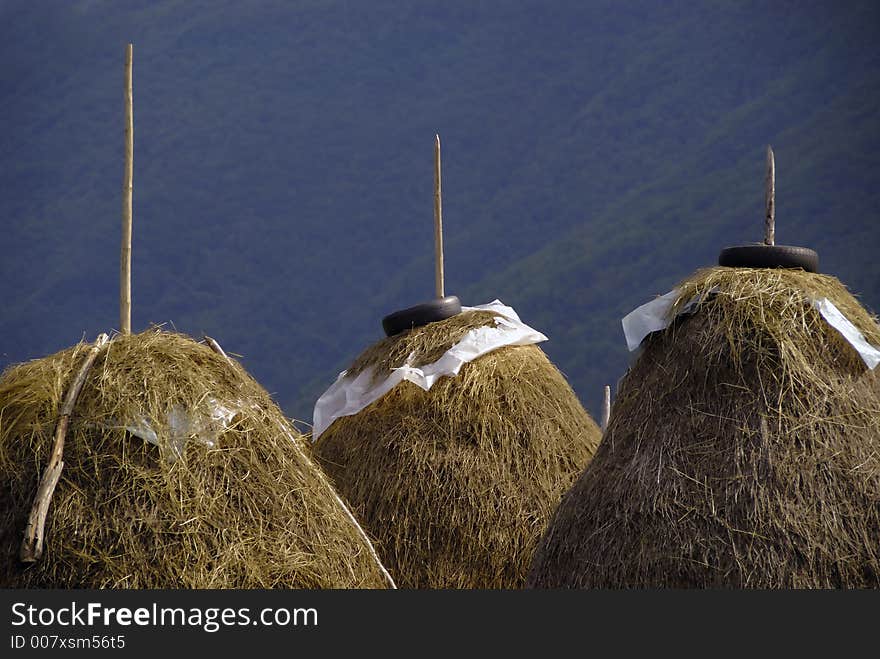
[2,1,878,422]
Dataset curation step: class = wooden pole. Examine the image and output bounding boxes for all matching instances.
[20,333,110,562]
[764,145,775,246]
[601,385,611,432]
[433,134,444,299]
[120,44,134,334]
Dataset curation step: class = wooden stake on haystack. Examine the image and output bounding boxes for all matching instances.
[718,144,817,271]
[764,145,775,246]
[120,44,134,334]
[380,135,460,336]
[601,385,611,432]
[434,134,444,298]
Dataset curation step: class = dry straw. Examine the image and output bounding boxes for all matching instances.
[314,310,601,588]
[0,329,391,588]
[528,267,880,588]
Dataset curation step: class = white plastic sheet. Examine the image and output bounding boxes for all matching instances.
[621,288,880,370]
[621,288,704,352]
[121,398,240,460]
[311,300,548,441]
[813,298,880,369]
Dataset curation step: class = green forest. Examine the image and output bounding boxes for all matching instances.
[2,0,878,423]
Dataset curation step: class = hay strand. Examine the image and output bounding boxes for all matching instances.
[204,334,396,588]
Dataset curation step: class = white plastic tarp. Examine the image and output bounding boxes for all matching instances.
[122,398,239,460]
[813,297,880,369]
[311,300,548,441]
[621,288,880,370]
[621,288,704,352]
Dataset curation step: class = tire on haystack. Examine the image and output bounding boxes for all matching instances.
[0,329,392,588]
[312,309,601,588]
[528,267,880,588]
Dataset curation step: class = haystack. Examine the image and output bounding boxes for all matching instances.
[528,267,880,588]
[0,329,393,588]
[313,308,601,588]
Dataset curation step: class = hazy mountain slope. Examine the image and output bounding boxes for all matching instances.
[470,75,880,414]
[1,1,877,423]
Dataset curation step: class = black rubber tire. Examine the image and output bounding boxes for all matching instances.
[382,296,462,337]
[718,244,819,273]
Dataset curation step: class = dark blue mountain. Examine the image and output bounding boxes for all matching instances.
[2,0,878,423]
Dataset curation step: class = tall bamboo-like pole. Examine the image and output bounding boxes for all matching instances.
[601,385,611,432]
[433,134,444,299]
[764,145,775,246]
[120,44,134,334]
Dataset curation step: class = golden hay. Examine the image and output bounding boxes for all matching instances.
[313,310,601,588]
[528,267,880,588]
[0,329,391,588]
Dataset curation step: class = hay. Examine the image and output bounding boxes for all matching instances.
[528,267,880,588]
[348,310,502,379]
[314,310,601,588]
[0,329,391,588]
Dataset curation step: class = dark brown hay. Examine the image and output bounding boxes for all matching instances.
[313,310,601,588]
[0,329,391,588]
[528,267,880,588]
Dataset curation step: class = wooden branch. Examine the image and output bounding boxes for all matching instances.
[120,43,134,334]
[601,384,611,432]
[433,134,444,298]
[764,145,775,246]
[20,333,110,563]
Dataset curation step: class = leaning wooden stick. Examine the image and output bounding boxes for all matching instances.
[20,333,110,563]
[764,145,775,246]
[601,385,611,432]
[120,43,134,334]
[433,134,444,299]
